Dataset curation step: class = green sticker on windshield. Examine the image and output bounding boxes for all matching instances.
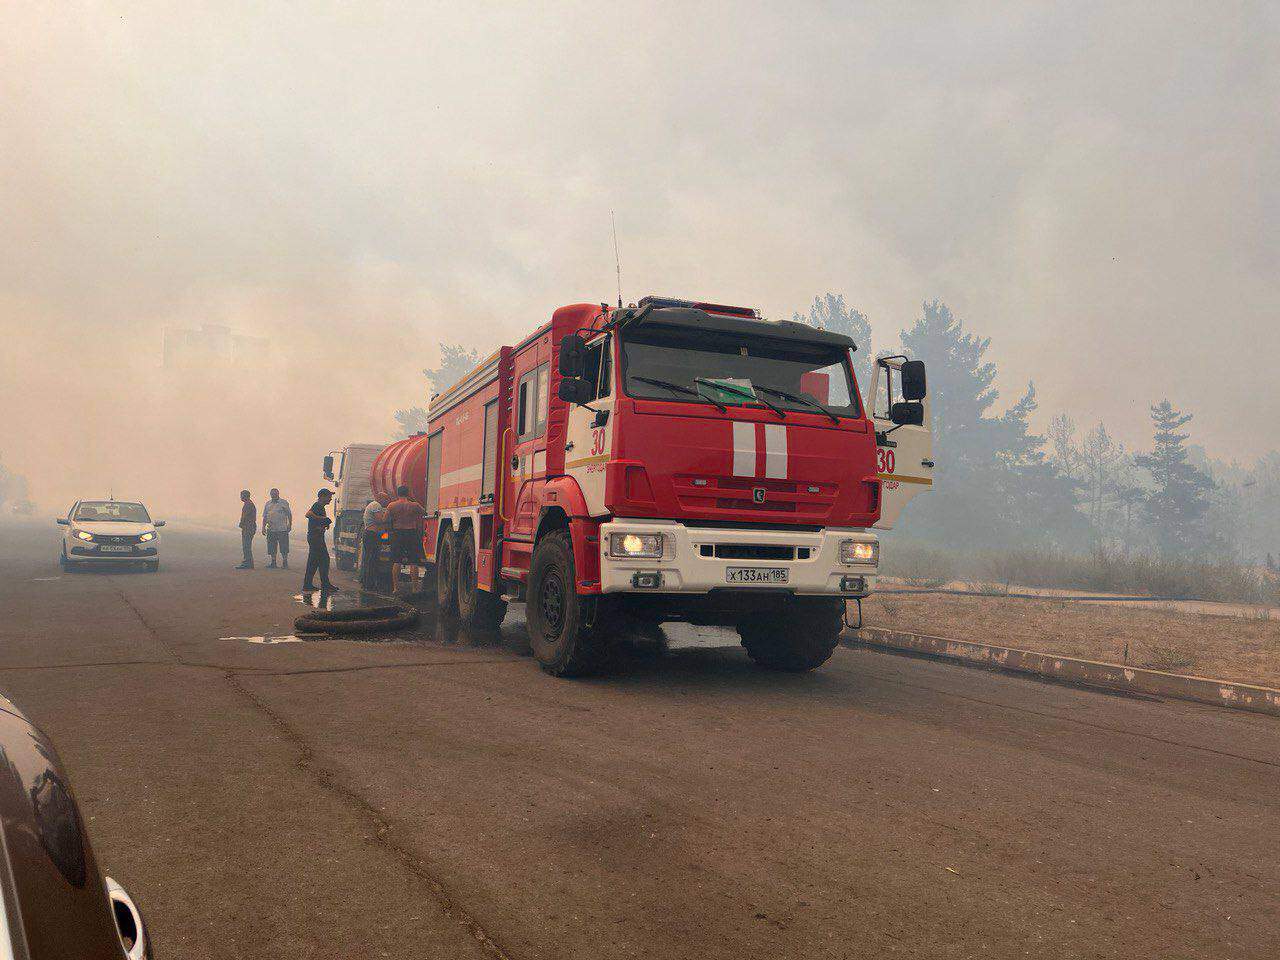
[696,378,756,405]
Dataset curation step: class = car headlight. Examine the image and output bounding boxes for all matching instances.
[138,531,156,542]
[839,539,878,565]
[75,530,94,542]
[609,532,664,559]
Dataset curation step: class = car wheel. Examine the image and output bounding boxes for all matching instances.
[145,560,160,573]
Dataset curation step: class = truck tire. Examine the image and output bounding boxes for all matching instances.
[435,530,459,614]
[456,533,507,631]
[737,599,843,672]
[526,530,609,677]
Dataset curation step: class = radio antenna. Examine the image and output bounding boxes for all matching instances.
[611,210,623,308]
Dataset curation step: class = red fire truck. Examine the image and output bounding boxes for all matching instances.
[363,296,932,676]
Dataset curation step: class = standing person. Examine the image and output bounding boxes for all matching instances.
[362,497,382,530]
[302,489,338,593]
[383,485,426,594]
[236,490,256,570]
[261,488,293,570]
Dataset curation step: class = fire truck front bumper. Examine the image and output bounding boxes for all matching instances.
[598,521,877,598]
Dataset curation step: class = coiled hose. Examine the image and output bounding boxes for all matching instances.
[294,601,419,636]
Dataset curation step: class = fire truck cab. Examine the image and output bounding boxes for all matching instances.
[415,296,931,676]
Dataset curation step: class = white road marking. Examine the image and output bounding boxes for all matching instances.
[219,635,305,644]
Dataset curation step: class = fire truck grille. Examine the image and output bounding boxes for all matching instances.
[674,475,836,520]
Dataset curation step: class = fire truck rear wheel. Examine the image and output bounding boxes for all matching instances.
[436,530,459,613]
[737,599,843,671]
[456,533,508,630]
[527,530,608,677]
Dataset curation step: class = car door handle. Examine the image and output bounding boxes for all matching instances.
[922,459,935,468]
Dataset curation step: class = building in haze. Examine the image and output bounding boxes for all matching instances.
[162,324,269,369]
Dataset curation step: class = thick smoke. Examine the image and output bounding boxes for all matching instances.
[1,3,1277,521]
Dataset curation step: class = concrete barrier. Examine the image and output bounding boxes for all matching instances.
[845,626,1280,719]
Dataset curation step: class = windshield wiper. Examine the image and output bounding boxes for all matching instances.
[693,378,786,420]
[631,376,727,413]
[755,385,840,423]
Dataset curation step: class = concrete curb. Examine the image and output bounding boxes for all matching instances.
[844,626,1280,719]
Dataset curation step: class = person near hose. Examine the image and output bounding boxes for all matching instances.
[302,489,338,593]
[383,485,425,595]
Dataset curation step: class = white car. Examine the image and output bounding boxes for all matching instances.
[57,499,165,572]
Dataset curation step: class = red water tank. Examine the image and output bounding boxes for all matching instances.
[370,434,429,505]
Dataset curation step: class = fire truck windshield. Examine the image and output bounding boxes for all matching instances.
[621,325,862,418]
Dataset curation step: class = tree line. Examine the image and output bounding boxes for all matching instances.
[394,295,1278,568]
[793,294,1276,566]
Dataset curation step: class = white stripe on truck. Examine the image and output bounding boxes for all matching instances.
[764,424,787,479]
[732,422,755,477]
[440,464,483,487]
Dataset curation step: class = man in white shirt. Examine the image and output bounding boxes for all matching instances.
[261,488,293,569]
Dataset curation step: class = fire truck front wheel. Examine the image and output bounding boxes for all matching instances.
[737,599,843,672]
[527,530,609,677]
[456,534,508,631]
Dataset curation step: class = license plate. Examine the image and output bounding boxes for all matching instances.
[725,566,789,584]
[99,545,132,553]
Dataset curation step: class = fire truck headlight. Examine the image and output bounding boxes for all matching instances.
[839,540,878,565]
[610,532,664,559]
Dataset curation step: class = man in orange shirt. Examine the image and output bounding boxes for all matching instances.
[383,485,426,595]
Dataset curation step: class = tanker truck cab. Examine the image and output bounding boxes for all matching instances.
[420,296,931,676]
[517,297,931,675]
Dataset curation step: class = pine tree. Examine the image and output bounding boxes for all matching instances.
[893,300,1081,548]
[393,342,481,437]
[793,293,873,395]
[1134,400,1215,556]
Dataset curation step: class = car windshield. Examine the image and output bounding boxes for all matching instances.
[621,324,862,418]
[74,501,151,523]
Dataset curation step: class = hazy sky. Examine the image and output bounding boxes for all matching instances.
[2,2,1277,516]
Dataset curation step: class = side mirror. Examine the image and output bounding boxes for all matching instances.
[558,333,587,378]
[56,518,69,526]
[322,454,335,480]
[153,520,166,527]
[890,401,924,427]
[900,360,926,401]
[558,378,594,405]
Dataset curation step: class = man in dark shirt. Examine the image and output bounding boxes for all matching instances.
[302,489,337,592]
[382,484,426,594]
[236,490,256,570]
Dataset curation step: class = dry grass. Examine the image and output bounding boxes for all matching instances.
[881,542,1280,606]
[861,592,1280,689]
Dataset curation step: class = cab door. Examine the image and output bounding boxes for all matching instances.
[504,337,552,540]
[868,356,934,528]
[563,333,615,517]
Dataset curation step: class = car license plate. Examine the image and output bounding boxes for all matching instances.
[99,545,131,553]
[725,566,788,584]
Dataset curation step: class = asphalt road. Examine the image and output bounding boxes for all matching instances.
[0,515,1277,959]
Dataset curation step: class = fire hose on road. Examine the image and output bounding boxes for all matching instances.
[294,601,419,636]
